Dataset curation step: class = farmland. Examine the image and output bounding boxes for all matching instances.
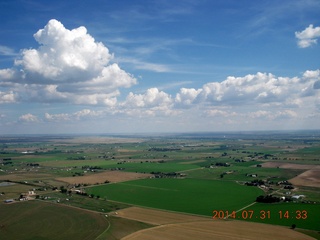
[1,131,320,239]
[87,178,263,215]
[0,200,108,240]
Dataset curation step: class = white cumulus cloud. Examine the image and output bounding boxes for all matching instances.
[120,88,177,117]
[0,19,137,105]
[0,91,16,103]
[175,88,202,107]
[295,24,320,48]
[19,113,39,122]
[124,88,172,108]
[176,71,318,107]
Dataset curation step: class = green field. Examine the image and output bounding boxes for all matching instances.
[87,178,263,216]
[107,161,201,173]
[0,201,107,240]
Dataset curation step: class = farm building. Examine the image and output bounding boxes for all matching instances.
[292,195,305,200]
[20,190,37,200]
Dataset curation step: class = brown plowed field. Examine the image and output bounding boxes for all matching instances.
[0,173,53,181]
[122,219,314,240]
[261,162,320,170]
[115,207,210,225]
[56,171,152,185]
[289,169,320,187]
[117,207,314,240]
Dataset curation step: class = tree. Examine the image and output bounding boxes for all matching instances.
[60,186,67,194]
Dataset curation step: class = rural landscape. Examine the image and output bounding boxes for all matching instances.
[0,131,319,239]
[1,0,319,239]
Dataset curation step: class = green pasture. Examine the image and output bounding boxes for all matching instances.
[240,202,320,231]
[184,165,303,182]
[106,161,200,173]
[220,167,304,182]
[87,178,263,216]
[295,146,320,155]
[0,201,108,240]
[37,159,201,173]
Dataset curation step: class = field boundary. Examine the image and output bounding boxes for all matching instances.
[226,202,256,219]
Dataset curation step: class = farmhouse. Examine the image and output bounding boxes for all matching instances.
[19,190,37,201]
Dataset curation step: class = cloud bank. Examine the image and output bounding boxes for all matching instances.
[1,20,320,132]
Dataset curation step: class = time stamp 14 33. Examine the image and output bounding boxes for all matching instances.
[212,210,308,220]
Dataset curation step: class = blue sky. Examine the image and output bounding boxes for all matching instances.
[0,0,320,134]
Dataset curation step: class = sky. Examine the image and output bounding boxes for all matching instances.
[0,0,320,134]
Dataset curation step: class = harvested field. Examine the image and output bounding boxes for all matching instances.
[289,169,320,187]
[261,162,320,170]
[56,171,152,184]
[0,173,53,181]
[122,220,314,240]
[115,207,210,225]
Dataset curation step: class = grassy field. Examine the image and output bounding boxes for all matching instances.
[0,201,107,240]
[87,178,263,216]
[185,165,304,182]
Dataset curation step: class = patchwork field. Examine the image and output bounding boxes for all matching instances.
[1,133,319,239]
[261,162,320,188]
[117,207,315,240]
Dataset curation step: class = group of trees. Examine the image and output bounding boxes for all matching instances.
[1,158,12,165]
[256,195,291,203]
[148,147,181,152]
[151,171,181,178]
[256,195,281,203]
[245,179,265,186]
